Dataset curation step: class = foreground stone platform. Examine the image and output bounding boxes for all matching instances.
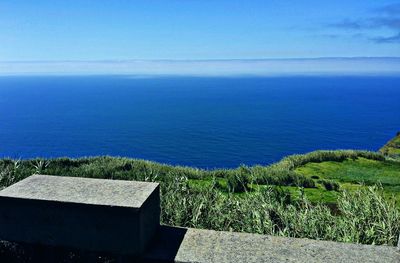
[0,175,398,262]
[144,226,400,263]
[0,175,160,256]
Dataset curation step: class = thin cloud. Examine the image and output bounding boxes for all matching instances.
[327,3,400,44]
[329,17,400,31]
[372,17,400,29]
[329,20,366,30]
[372,32,400,43]
[317,34,341,39]
[375,3,400,15]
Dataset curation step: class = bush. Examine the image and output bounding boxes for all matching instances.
[227,166,250,193]
[319,179,340,191]
[253,168,316,188]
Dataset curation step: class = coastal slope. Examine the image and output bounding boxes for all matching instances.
[380,132,400,159]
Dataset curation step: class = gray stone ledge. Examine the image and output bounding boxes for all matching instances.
[144,226,400,263]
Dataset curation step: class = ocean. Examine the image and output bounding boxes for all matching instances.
[0,76,399,169]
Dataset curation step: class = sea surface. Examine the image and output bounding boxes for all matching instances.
[0,76,399,169]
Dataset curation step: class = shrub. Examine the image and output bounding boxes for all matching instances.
[319,179,340,191]
[227,166,250,193]
[253,168,316,188]
[212,169,230,178]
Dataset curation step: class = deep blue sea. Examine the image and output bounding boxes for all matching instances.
[0,76,399,169]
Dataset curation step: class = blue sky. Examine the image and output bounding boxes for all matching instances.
[0,1,399,75]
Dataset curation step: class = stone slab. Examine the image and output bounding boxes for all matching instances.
[0,174,158,208]
[143,226,400,263]
[0,175,160,256]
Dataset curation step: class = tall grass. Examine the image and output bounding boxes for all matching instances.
[273,150,385,171]
[160,172,399,245]
[0,150,384,189]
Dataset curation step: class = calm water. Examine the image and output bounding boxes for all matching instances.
[0,76,399,169]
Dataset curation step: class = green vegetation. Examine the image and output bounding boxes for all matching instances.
[226,166,250,193]
[380,132,400,159]
[295,157,400,204]
[0,145,399,246]
[318,179,340,191]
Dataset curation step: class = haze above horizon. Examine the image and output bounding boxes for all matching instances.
[1,1,399,75]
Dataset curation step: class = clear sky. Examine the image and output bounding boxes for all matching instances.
[0,1,399,75]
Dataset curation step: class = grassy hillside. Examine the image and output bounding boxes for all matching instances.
[0,147,399,246]
[380,132,400,159]
[295,157,400,204]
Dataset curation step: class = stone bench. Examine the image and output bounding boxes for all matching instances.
[0,174,160,256]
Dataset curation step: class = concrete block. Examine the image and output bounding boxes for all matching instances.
[0,174,160,256]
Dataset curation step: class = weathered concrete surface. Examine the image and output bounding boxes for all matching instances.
[0,175,160,256]
[143,226,400,263]
[0,174,158,208]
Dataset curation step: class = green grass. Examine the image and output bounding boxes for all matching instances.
[380,132,400,158]
[296,158,400,186]
[295,157,400,204]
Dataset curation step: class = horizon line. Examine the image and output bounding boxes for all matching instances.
[1,56,400,63]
